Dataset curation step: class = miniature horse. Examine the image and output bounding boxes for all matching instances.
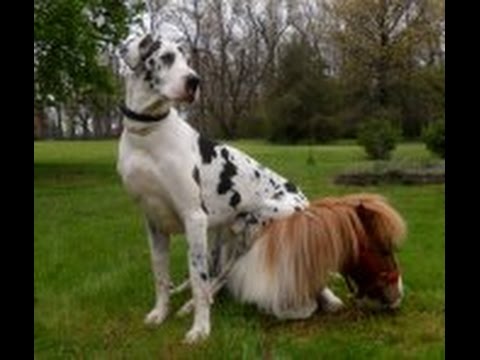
[226,193,406,318]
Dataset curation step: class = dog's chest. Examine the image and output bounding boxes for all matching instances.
[118,145,183,233]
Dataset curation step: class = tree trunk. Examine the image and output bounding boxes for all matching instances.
[377,0,389,108]
[54,105,64,139]
[92,116,102,138]
[34,106,46,139]
[103,113,112,138]
[80,115,89,139]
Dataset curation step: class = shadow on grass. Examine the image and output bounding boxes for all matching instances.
[34,162,118,187]
[211,288,403,340]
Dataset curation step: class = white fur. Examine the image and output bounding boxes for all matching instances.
[319,288,344,313]
[390,276,404,309]
[227,237,308,319]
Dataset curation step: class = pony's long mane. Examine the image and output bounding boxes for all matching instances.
[228,193,406,316]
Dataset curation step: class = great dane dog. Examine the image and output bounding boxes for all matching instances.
[117,33,343,343]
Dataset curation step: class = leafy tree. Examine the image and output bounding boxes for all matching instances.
[34,0,137,110]
[328,0,444,137]
[422,116,445,158]
[263,38,341,144]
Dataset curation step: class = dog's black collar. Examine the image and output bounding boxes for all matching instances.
[119,104,169,123]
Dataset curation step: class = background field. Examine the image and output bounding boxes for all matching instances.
[34,140,444,359]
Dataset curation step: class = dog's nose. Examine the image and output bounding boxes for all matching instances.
[186,74,201,93]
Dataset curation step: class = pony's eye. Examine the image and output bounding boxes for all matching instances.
[380,249,392,257]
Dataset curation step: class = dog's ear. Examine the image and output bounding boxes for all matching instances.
[119,34,161,71]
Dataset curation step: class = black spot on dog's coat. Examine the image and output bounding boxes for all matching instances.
[217,148,238,194]
[247,215,258,225]
[229,191,241,208]
[273,191,284,199]
[284,181,299,194]
[221,148,229,159]
[198,135,218,164]
[145,70,153,82]
[192,166,201,185]
[200,272,208,281]
[294,196,303,204]
[161,52,175,67]
[254,170,261,178]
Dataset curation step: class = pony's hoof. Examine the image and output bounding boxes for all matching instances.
[322,297,344,313]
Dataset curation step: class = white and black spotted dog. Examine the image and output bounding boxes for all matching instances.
[117,33,342,343]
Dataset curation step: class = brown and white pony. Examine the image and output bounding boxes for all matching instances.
[227,193,406,319]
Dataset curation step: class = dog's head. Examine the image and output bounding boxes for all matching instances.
[119,33,200,104]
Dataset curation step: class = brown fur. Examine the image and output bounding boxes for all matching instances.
[257,193,406,309]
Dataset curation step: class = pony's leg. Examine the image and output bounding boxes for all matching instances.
[319,287,344,313]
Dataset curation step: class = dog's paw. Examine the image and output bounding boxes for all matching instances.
[144,307,168,326]
[183,324,210,344]
[176,299,194,317]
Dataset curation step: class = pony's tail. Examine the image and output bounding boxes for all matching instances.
[227,193,406,318]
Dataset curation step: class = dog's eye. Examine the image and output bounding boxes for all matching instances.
[147,58,155,68]
[160,52,175,66]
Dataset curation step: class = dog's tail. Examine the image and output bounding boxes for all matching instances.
[227,193,406,318]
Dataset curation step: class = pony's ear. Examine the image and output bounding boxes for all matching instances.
[119,33,160,70]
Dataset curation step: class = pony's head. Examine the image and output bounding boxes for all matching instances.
[343,240,403,309]
[341,200,405,309]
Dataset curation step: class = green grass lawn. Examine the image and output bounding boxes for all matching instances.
[34,140,444,359]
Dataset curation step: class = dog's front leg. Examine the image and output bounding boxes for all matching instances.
[183,210,211,343]
[144,220,171,326]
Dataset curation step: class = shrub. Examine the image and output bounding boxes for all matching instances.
[357,118,401,160]
[334,160,445,186]
[261,37,342,144]
[309,114,340,143]
[266,93,306,144]
[422,119,445,158]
